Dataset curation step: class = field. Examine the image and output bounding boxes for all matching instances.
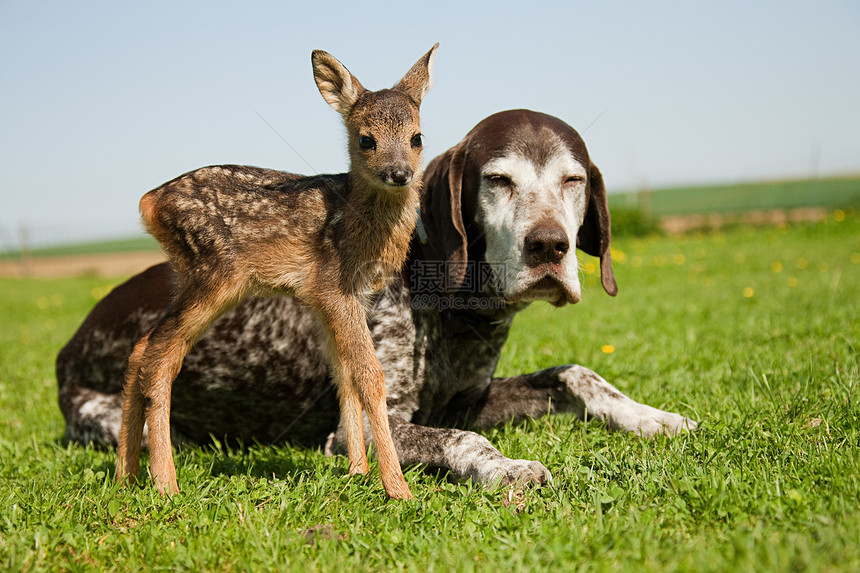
[1,211,859,571]
[608,174,860,216]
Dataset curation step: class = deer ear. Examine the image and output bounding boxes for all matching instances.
[312,50,365,116]
[392,43,438,106]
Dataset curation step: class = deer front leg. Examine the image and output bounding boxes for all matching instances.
[358,354,412,500]
[319,296,413,500]
[140,332,186,495]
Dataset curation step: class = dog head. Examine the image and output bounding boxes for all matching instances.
[418,109,616,308]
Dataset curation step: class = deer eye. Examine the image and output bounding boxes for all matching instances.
[411,133,423,148]
[358,135,376,150]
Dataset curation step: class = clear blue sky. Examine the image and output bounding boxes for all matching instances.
[1,0,858,247]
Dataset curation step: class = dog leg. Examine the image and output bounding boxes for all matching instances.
[448,365,697,437]
[557,365,697,436]
[59,384,124,447]
[330,417,551,488]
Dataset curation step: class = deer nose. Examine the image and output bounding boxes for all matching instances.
[524,225,570,266]
[386,168,413,186]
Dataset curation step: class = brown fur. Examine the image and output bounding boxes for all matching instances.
[116,44,439,500]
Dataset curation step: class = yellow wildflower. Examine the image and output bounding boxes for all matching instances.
[610,247,628,264]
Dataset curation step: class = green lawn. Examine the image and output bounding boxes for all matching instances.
[1,213,859,572]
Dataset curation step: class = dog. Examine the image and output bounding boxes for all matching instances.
[57,109,696,488]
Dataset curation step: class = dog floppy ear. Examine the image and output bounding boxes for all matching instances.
[576,163,618,296]
[419,141,469,290]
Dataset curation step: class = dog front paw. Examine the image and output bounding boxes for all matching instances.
[475,459,553,489]
[611,402,698,437]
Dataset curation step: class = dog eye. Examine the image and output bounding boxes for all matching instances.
[358,135,376,150]
[564,175,585,185]
[411,133,423,148]
[486,174,512,187]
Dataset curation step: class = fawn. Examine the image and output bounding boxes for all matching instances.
[116,44,439,500]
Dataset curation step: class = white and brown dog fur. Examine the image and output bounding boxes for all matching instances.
[57,109,696,488]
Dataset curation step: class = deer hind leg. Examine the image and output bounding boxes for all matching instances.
[335,359,369,476]
[117,330,152,485]
[118,276,246,495]
[317,296,413,500]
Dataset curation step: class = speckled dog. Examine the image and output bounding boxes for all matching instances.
[115,45,439,500]
[59,109,696,489]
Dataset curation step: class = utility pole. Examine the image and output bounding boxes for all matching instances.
[18,223,31,277]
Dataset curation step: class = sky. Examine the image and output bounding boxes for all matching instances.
[1,0,858,248]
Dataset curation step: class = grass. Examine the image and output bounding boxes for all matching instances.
[1,212,859,571]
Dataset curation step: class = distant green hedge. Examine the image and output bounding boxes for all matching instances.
[609,175,860,217]
[0,236,159,260]
[608,208,662,238]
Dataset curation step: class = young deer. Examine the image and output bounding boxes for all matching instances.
[116,44,438,500]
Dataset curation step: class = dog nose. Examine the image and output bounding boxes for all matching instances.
[525,225,570,265]
[387,168,413,186]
